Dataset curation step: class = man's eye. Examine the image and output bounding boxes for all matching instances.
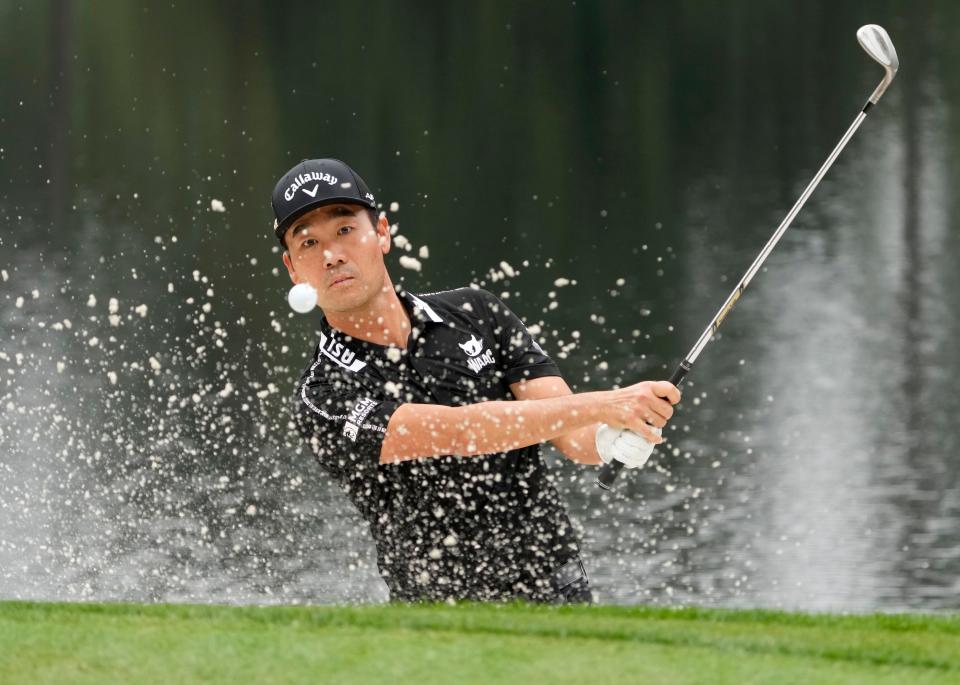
[301,238,317,248]
[337,225,353,236]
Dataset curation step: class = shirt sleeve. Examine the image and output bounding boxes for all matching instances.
[478,289,561,385]
[292,370,400,500]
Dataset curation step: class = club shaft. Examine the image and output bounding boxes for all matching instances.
[684,109,868,367]
[596,104,873,492]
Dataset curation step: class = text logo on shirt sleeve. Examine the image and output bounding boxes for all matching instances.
[319,331,367,372]
[343,397,379,442]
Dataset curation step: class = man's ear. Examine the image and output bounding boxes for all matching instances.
[376,215,391,254]
[281,251,301,284]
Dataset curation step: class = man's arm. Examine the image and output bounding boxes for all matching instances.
[509,376,602,465]
[379,380,678,464]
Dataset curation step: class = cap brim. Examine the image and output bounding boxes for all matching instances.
[275,196,376,243]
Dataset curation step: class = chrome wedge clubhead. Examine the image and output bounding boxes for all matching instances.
[857,24,899,104]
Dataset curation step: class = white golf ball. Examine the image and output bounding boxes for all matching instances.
[288,283,317,313]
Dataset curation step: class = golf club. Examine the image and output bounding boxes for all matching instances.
[597,24,899,490]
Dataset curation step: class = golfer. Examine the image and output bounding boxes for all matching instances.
[273,159,680,603]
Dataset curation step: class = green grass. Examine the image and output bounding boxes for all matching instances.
[1,601,959,684]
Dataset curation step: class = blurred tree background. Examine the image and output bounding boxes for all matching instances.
[1,1,958,609]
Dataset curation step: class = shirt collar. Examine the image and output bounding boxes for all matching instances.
[398,288,445,325]
[315,288,445,342]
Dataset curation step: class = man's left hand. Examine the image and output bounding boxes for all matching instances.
[595,424,661,470]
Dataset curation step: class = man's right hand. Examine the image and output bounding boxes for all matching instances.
[600,380,681,444]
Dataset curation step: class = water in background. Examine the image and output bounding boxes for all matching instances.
[1,1,959,610]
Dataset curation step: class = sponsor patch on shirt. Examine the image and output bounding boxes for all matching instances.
[319,331,366,372]
[342,397,378,442]
[459,334,495,373]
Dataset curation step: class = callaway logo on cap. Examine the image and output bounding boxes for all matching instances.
[271,158,377,246]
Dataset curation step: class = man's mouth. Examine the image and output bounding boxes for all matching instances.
[328,275,354,288]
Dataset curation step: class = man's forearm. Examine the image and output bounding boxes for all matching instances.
[380,392,607,464]
[551,424,603,465]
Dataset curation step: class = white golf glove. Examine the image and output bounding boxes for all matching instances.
[595,423,661,470]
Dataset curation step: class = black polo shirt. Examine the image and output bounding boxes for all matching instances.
[291,286,585,602]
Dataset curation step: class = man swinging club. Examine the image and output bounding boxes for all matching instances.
[273,158,680,603]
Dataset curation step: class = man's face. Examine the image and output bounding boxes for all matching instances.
[281,204,392,313]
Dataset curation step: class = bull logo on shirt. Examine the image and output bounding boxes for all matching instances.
[459,334,495,373]
[458,334,484,357]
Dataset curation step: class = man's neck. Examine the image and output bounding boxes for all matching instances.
[324,285,412,349]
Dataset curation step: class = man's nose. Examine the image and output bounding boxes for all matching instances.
[323,247,347,268]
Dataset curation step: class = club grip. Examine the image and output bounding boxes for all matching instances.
[594,361,691,490]
[668,362,691,387]
[595,459,624,490]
